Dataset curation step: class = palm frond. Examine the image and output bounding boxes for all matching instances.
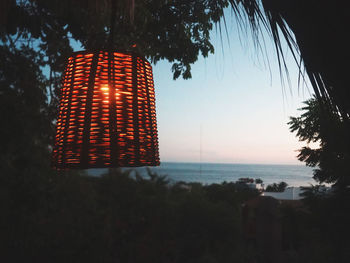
[229,0,350,119]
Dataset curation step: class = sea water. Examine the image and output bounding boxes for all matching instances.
[88,162,315,187]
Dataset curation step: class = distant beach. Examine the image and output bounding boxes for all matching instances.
[88,162,315,187]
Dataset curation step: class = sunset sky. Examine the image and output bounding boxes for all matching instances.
[152,18,312,165]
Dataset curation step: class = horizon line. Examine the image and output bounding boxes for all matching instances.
[159,160,306,166]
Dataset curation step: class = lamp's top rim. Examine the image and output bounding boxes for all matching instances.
[70,49,151,64]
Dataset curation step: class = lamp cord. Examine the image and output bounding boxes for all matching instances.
[109,0,117,49]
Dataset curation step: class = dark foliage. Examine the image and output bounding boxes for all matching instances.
[286,98,350,262]
[255,178,263,184]
[0,170,259,263]
[265,181,287,192]
[0,45,53,175]
[0,0,231,80]
[293,185,350,263]
[288,97,350,188]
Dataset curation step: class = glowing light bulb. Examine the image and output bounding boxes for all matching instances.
[101,85,109,103]
[101,85,109,93]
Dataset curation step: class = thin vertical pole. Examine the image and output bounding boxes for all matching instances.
[200,124,202,176]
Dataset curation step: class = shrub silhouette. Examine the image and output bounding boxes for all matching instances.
[0,169,259,263]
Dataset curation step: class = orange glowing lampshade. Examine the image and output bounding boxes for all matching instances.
[52,50,160,169]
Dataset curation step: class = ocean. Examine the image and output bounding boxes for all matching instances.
[88,162,316,187]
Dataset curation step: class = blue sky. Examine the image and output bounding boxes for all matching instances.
[152,18,312,165]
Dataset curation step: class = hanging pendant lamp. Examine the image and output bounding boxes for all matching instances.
[52,50,160,169]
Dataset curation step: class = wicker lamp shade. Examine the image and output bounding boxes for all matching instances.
[52,50,160,169]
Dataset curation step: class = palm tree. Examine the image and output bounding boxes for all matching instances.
[228,0,349,118]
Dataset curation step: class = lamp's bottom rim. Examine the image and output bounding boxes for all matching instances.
[52,162,161,170]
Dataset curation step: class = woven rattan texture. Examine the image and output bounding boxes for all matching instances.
[52,51,160,169]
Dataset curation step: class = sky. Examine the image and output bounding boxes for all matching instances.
[152,17,313,165]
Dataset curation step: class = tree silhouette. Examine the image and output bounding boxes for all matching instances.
[0,45,53,175]
[288,97,350,188]
[265,181,288,192]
